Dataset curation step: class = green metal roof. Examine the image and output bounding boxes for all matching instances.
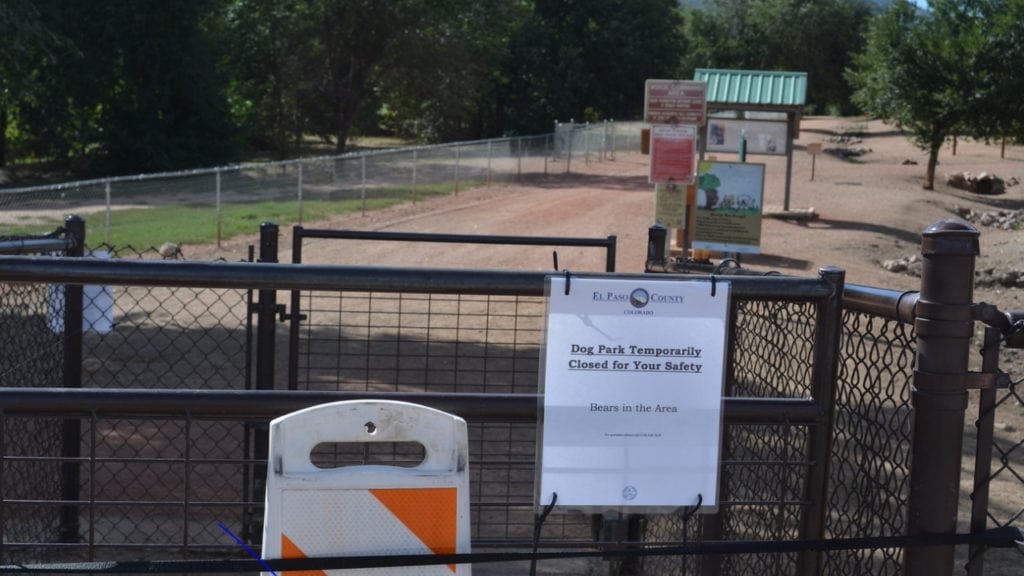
[694,69,807,107]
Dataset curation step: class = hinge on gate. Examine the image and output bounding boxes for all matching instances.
[914,370,1011,391]
[972,303,1024,349]
[278,305,306,322]
[246,302,306,323]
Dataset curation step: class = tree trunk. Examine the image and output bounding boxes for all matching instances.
[925,141,941,190]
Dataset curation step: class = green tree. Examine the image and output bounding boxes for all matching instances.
[848,0,1024,189]
[497,0,685,135]
[375,2,531,142]
[17,0,237,175]
[298,0,469,153]
[0,0,62,168]
[680,0,873,114]
[221,0,309,157]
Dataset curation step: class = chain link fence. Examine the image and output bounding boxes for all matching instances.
[68,244,253,392]
[0,122,644,246]
[1,227,1021,573]
[0,229,74,562]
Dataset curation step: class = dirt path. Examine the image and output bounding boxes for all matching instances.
[192,117,1024,298]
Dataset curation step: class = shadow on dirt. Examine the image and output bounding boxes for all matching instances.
[795,218,921,245]
[519,172,652,192]
[741,252,813,271]
[802,127,905,139]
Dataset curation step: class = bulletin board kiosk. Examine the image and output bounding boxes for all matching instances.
[694,68,807,213]
[646,70,806,267]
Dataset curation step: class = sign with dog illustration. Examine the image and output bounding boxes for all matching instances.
[693,161,765,254]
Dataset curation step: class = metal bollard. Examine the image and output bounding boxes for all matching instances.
[904,219,980,576]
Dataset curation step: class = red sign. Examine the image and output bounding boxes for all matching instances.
[649,125,697,185]
[645,80,707,125]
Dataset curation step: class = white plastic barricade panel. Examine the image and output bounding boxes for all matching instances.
[261,400,471,575]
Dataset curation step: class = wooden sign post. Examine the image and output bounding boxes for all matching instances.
[806,142,823,181]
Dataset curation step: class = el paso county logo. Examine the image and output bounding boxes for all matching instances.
[591,288,687,306]
[629,288,649,308]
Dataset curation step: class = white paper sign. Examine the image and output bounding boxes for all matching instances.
[539,276,729,511]
[47,250,114,334]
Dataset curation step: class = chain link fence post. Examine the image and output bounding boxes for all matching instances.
[566,120,574,174]
[59,214,86,544]
[904,219,979,576]
[797,266,846,576]
[517,138,522,181]
[360,155,367,216]
[103,180,111,245]
[412,149,418,202]
[486,141,493,187]
[215,169,223,248]
[544,134,550,176]
[454,146,461,195]
[297,162,304,225]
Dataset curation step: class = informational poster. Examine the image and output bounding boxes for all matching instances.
[644,80,707,126]
[539,276,729,511]
[654,182,687,229]
[649,125,697,185]
[694,161,766,254]
[706,119,788,156]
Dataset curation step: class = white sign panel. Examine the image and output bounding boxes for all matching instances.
[706,119,788,156]
[539,276,729,511]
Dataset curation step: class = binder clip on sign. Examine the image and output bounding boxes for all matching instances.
[261,400,472,575]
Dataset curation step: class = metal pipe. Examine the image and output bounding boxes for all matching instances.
[0,257,837,300]
[0,238,73,255]
[293,229,617,248]
[904,219,979,576]
[842,284,919,323]
[0,389,822,425]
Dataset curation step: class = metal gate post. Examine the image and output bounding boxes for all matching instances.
[797,266,846,576]
[288,226,304,390]
[256,222,279,392]
[60,215,85,543]
[904,219,979,576]
[247,221,280,543]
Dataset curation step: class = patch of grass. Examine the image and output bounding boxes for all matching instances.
[0,218,65,238]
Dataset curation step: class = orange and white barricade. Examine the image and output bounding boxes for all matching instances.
[261,400,471,575]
